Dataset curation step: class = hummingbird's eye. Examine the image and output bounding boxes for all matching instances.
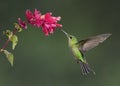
[70,36,72,39]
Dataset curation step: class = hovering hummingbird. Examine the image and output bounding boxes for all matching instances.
[61,29,111,75]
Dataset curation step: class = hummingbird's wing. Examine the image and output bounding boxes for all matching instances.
[77,33,111,52]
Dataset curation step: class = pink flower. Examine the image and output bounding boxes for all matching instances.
[25,9,62,36]
[41,13,62,36]
[18,18,27,29]
[26,9,42,28]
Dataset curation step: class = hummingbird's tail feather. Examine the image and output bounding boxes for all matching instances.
[79,61,95,75]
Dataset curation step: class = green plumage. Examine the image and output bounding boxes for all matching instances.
[61,29,111,75]
[70,40,85,63]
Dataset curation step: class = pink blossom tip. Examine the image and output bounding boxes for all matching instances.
[18,18,27,29]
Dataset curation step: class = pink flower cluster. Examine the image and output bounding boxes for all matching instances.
[18,9,62,36]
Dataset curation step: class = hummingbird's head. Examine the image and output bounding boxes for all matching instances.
[61,29,78,45]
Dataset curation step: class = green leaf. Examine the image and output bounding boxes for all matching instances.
[5,30,13,39]
[10,35,18,50]
[14,23,23,32]
[2,50,14,66]
[4,30,18,50]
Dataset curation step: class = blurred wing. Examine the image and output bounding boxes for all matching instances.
[77,33,111,52]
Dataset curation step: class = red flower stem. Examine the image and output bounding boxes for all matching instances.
[1,38,11,50]
[0,29,17,53]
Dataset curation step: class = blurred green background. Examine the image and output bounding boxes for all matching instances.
[0,0,120,86]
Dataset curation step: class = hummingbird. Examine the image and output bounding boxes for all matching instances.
[61,29,111,75]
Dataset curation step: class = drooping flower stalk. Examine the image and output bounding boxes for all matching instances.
[1,9,62,52]
[0,8,62,66]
